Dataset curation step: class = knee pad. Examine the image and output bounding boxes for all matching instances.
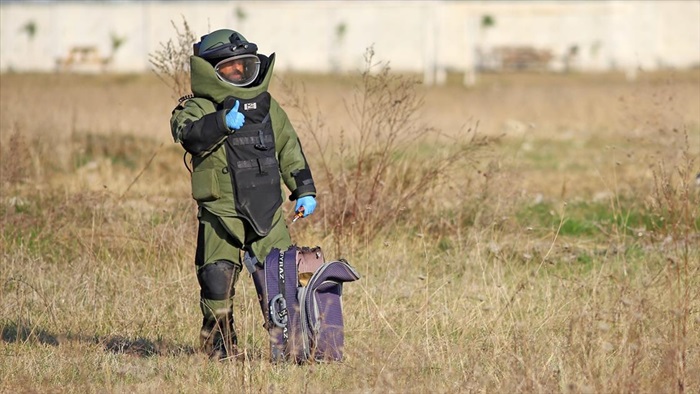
[197,260,239,300]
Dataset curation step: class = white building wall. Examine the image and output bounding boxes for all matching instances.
[1,1,698,78]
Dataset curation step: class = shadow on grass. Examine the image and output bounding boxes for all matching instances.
[1,320,60,346]
[1,320,196,358]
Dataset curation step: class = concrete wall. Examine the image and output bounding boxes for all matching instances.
[1,0,698,81]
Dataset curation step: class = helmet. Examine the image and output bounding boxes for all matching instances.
[195,29,261,87]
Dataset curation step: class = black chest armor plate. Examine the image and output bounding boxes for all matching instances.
[221,92,282,236]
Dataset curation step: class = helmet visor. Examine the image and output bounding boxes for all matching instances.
[215,54,261,87]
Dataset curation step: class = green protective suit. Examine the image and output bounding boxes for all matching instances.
[169,53,316,344]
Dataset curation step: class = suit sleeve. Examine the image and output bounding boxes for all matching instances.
[271,100,316,200]
[170,99,231,157]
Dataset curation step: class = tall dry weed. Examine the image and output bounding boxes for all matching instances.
[0,130,33,186]
[646,129,698,393]
[149,17,195,101]
[281,48,494,256]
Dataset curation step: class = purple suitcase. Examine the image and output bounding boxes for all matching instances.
[248,246,359,363]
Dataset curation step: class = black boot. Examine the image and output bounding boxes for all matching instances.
[200,314,238,361]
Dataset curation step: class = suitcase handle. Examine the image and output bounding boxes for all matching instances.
[269,294,289,328]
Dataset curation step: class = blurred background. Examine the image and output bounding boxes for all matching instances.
[1,3,699,392]
[1,0,699,84]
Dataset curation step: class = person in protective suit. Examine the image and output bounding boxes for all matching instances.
[170,29,317,360]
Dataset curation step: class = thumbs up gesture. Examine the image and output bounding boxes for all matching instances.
[225,99,245,131]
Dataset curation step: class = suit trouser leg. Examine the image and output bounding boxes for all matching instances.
[195,207,292,358]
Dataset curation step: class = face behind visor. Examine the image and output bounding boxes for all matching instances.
[195,29,261,87]
[214,54,261,87]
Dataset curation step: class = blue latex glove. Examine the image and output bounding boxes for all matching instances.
[225,100,245,130]
[294,196,317,217]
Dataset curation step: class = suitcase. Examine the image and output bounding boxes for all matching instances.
[245,245,360,363]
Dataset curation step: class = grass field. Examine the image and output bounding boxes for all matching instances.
[1,66,699,393]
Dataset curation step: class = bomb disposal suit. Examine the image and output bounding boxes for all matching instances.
[169,29,316,359]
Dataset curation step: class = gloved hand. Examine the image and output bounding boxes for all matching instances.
[225,100,245,131]
[294,196,317,217]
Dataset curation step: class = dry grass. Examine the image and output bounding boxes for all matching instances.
[1,68,699,393]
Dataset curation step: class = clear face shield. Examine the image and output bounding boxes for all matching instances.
[214,54,261,87]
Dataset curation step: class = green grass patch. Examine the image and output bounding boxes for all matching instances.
[517,199,664,237]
